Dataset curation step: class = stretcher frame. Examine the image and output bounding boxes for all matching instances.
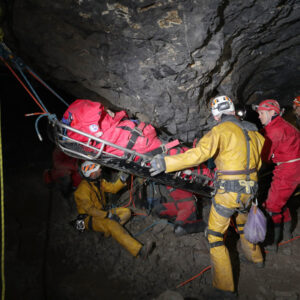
[51,119,215,198]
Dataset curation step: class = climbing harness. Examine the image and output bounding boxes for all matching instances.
[211,115,259,217]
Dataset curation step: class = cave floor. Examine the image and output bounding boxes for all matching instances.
[5,165,300,300]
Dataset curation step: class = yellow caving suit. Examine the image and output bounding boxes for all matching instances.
[164,115,265,292]
[74,177,142,257]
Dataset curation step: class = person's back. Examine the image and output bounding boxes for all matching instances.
[262,115,300,163]
[208,115,264,181]
[163,114,264,183]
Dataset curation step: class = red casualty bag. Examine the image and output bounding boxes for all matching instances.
[62,99,163,157]
[99,120,163,157]
[62,99,104,143]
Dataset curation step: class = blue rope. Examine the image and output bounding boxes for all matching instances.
[15,64,49,114]
[35,113,57,141]
[133,220,174,237]
[26,67,69,107]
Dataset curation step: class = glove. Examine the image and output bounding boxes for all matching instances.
[107,211,121,223]
[149,154,166,176]
[119,172,129,183]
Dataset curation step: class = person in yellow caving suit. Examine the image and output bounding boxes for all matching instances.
[74,161,154,258]
[150,95,265,298]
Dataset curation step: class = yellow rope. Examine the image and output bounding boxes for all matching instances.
[0,102,5,299]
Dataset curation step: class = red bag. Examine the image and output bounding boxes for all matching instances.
[62,99,104,143]
[99,120,162,157]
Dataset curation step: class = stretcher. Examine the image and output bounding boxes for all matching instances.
[0,42,214,197]
[51,119,215,197]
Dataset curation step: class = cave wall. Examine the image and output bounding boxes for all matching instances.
[4,0,300,141]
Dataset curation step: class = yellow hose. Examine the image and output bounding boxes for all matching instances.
[0,101,5,300]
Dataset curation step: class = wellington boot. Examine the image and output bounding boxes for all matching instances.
[282,221,292,241]
[265,243,278,252]
[174,225,188,237]
[265,225,281,253]
[174,221,207,236]
[139,241,155,260]
[239,254,264,268]
[239,253,265,269]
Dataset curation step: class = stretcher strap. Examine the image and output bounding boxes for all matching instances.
[145,139,180,156]
[118,123,146,150]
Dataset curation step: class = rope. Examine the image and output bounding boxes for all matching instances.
[133,220,174,238]
[15,63,49,114]
[175,232,300,288]
[26,67,69,107]
[0,101,5,300]
[0,57,47,113]
[122,175,135,208]
[176,265,211,288]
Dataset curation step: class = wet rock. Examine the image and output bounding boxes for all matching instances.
[7,0,300,141]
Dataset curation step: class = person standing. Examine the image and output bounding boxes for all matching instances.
[150,95,264,298]
[256,99,300,251]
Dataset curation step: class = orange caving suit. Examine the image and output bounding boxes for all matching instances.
[164,115,265,292]
[74,178,142,257]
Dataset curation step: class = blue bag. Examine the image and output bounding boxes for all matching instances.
[244,199,267,244]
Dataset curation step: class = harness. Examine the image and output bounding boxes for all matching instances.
[208,116,259,248]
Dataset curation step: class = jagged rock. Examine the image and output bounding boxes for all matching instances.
[3,0,300,141]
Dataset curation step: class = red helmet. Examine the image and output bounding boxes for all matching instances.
[293,96,300,107]
[257,99,280,114]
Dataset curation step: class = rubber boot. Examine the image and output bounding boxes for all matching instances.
[282,221,292,241]
[265,225,281,252]
[281,221,293,256]
[139,241,155,259]
[174,221,207,236]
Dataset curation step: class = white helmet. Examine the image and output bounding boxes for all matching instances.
[81,161,101,177]
[211,95,235,117]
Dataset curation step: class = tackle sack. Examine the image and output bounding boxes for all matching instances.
[244,200,267,244]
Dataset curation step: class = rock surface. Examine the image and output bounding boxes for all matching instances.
[3,0,300,141]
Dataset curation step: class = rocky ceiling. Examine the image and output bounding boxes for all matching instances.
[3,0,300,141]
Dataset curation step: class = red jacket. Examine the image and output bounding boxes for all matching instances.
[261,116,300,163]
